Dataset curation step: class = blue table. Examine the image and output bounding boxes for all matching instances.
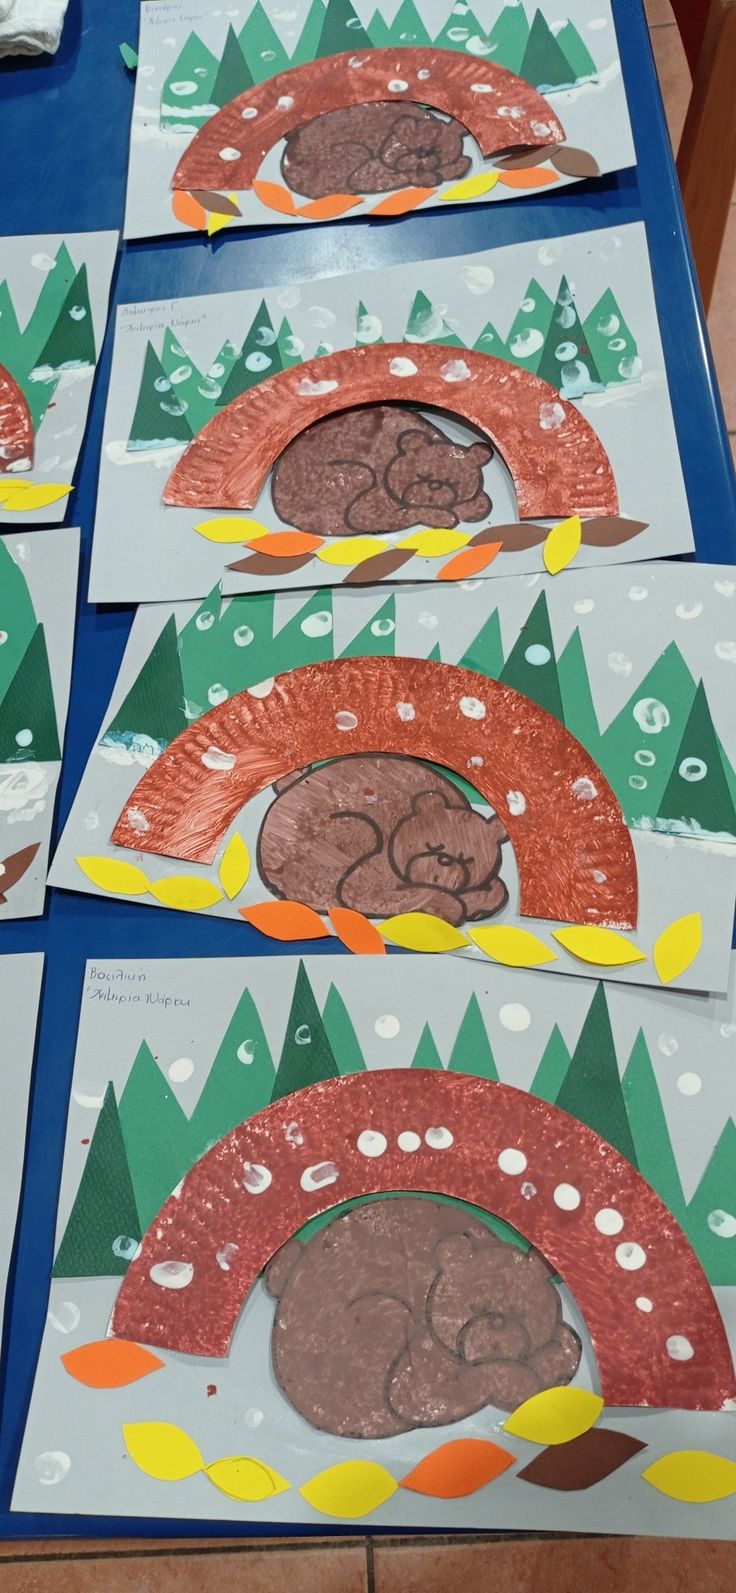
[0,0,734,1541]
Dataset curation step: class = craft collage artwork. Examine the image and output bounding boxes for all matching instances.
[3,0,736,1551]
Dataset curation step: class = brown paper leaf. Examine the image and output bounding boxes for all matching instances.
[550,146,601,179]
[518,1429,646,1491]
[226,552,316,577]
[342,548,415,584]
[0,842,40,902]
[581,516,649,547]
[494,144,559,170]
[190,190,243,216]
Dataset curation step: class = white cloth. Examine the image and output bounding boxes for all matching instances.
[0,0,69,57]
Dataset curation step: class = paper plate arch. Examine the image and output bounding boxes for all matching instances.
[163,342,618,521]
[111,655,637,929]
[171,48,566,196]
[110,1069,734,1412]
[0,361,33,474]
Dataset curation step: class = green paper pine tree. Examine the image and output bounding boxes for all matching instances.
[684,1120,736,1286]
[520,8,577,89]
[53,1084,141,1278]
[558,627,601,758]
[583,290,640,387]
[271,962,340,1101]
[0,540,37,707]
[411,1023,444,1069]
[536,275,602,398]
[597,643,696,825]
[530,1024,571,1103]
[189,988,275,1160]
[276,318,303,369]
[21,243,76,371]
[383,0,431,48]
[264,589,335,678]
[555,984,638,1164]
[211,24,254,108]
[0,626,60,762]
[0,280,25,382]
[622,1030,686,1222]
[427,642,442,662]
[290,1,330,67]
[32,264,96,376]
[504,278,555,374]
[459,609,503,679]
[340,595,396,658]
[159,329,212,438]
[367,9,392,47]
[500,591,564,722]
[315,0,371,55]
[487,2,531,74]
[119,1043,192,1230]
[104,616,187,749]
[218,301,283,409]
[203,338,240,405]
[322,985,367,1074]
[356,301,384,347]
[404,290,464,347]
[555,20,596,80]
[434,6,486,52]
[128,341,193,451]
[178,587,280,717]
[473,320,506,360]
[656,681,736,840]
[161,32,218,131]
[448,993,499,1079]
[238,3,291,81]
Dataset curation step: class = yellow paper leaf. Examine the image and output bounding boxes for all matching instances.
[468,925,557,967]
[76,856,150,896]
[642,1451,736,1504]
[123,1421,204,1481]
[552,925,647,967]
[219,834,251,899]
[1,483,73,511]
[543,514,582,575]
[205,1456,290,1502]
[396,529,471,557]
[300,1461,397,1519]
[194,517,268,544]
[504,1388,604,1447]
[380,912,470,953]
[653,913,702,985]
[315,537,390,567]
[207,206,235,237]
[440,172,500,201]
[149,876,224,911]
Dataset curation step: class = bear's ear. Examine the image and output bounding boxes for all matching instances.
[467,440,493,466]
[487,814,509,845]
[397,429,431,456]
[263,1237,304,1299]
[411,790,451,817]
[435,1233,476,1272]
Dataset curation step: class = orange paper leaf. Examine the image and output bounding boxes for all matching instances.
[240,900,330,942]
[298,194,362,219]
[497,166,559,189]
[61,1339,164,1389]
[252,179,299,215]
[171,189,207,230]
[329,907,387,956]
[438,541,503,581]
[400,1439,515,1498]
[244,530,324,558]
[369,186,436,215]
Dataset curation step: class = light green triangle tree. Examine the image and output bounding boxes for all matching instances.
[128,341,193,450]
[104,616,187,749]
[356,300,384,346]
[520,8,577,88]
[53,1085,141,1278]
[583,289,640,386]
[290,0,329,66]
[178,587,279,716]
[0,280,25,380]
[0,626,60,762]
[411,1023,444,1069]
[536,275,602,397]
[500,591,563,721]
[555,20,596,80]
[622,1030,686,1221]
[239,3,291,80]
[189,988,275,1160]
[315,0,371,55]
[448,993,499,1078]
[530,1024,571,1103]
[203,337,240,403]
[159,329,211,437]
[597,644,696,825]
[0,540,37,706]
[405,290,464,347]
[656,681,736,840]
[32,264,96,376]
[21,243,76,370]
[276,318,303,369]
[322,985,367,1074]
[558,627,601,757]
[504,277,555,374]
[434,6,486,52]
[487,2,530,73]
[555,984,638,1164]
[473,321,506,360]
[271,962,340,1102]
[161,32,218,130]
[211,23,253,108]
[367,9,391,46]
[118,1042,192,1230]
[218,300,282,408]
[684,1121,736,1285]
[340,595,396,659]
[382,0,431,47]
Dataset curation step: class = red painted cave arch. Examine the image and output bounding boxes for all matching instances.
[171,49,566,196]
[0,362,33,475]
[111,655,637,928]
[110,1071,735,1411]
[163,342,618,521]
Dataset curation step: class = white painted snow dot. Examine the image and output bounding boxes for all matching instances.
[47,1301,80,1334]
[440,358,471,383]
[635,1296,653,1313]
[425,1126,453,1149]
[507,790,526,816]
[300,610,332,638]
[707,1209,736,1238]
[207,683,228,706]
[715,640,736,662]
[666,1335,694,1361]
[218,146,241,160]
[388,356,417,377]
[357,1130,387,1158]
[398,1131,421,1152]
[335,710,358,731]
[615,1242,647,1271]
[35,1451,71,1485]
[574,599,595,614]
[573,776,598,800]
[459,695,486,720]
[498,1148,527,1175]
[300,1161,339,1192]
[677,1072,702,1096]
[150,1260,194,1289]
[554,1183,581,1211]
[499,1003,531,1032]
[375,1014,400,1038]
[679,756,707,782]
[388,78,409,90]
[244,1407,264,1428]
[594,1208,624,1235]
[396,702,415,722]
[15,728,32,748]
[201,746,235,772]
[524,643,551,666]
[242,1161,272,1194]
[247,677,274,699]
[240,106,258,118]
[237,1040,255,1065]
[168,1057,194,1083]
[657,1034,678,1057]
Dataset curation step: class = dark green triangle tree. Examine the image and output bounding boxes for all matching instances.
[189,988,275,1159]
[32,264,96,376]
[218,300,282,408]
[622,1030,686,1222]
[536,275,602,396]
[238,3,291,80]
[405,290,464,347]
[340,595,396,659]
[104,616,187,748]
[0,626,60,762]
[520,8,577,88]
[0,539,37,705]
[555,983,638,1164]
[161,32,218,131]
[558,627,601,757]
[118,1043,192,1230]
[211,23,253,108]
[459,609,503,679]
[500,591,563,722]
[487,2,530,73]
[504,278,555,374]
[684,1120,736,1285]
[271,962,340,1101]
[411,1023,444,1070]
[322,985,367,1074]
[448,993,499,1078]
[596,643,696,825]
[21,243,76,370]
[555,20,596,80]
[530,1023,571,1103]
[315,0,371,55]
[53,1084,141,1277]
[656,681,736,840]
[583,290,640,387]
[0,280,25,382]
[128,341,193,450]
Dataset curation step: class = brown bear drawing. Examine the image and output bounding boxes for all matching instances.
[257,755,509,926]
[280,104,472,200]
[264,1198,582,1439]
[271,405,493,537]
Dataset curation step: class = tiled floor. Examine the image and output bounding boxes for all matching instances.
[2,6,734,1590]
